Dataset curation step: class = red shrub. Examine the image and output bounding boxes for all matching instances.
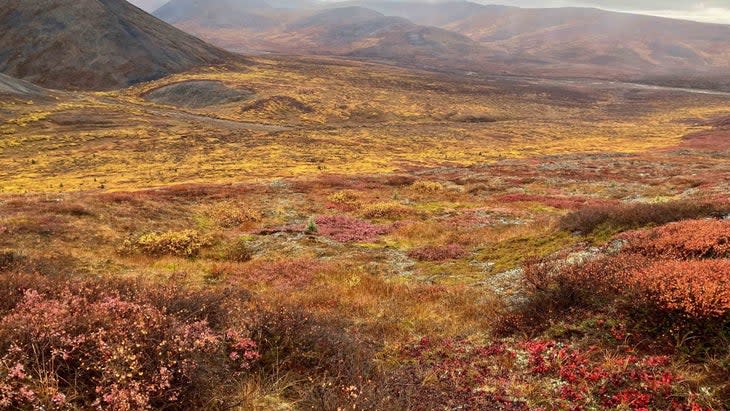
[0,275,258,410]
[395,337,706,411]
[395,337,527,410]
[314,215,393,243]
[258,215,393,243]
[622,219,730,260]
[407,244,467,261]
[628,260,730,318]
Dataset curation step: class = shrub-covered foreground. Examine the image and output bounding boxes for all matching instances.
[501,219,730,408]
[2,193,730,409]
[394,337,710,410]
[0,273,258,409]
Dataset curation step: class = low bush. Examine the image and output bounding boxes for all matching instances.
[225,237,254,262]
[248,306,391,410]
[407,244,467,262]
[327,190,361,210]
[259,215,394,243]
[410,180,444,193]
[628,259,730,319]
[314,215,392,243]
[0,250,24,272]
[393,337,709,411]
[7,215,68,237]
[515,253,647,326]
[123,230,210,258]
[52,202,95,217]
[0,273,258,410]
[513,245,729,348]
[206,202,261,228]
[361,202,413,220]
[559,200,730,234]
[622,219,730,260]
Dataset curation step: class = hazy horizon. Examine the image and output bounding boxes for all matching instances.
[130,0,730,24]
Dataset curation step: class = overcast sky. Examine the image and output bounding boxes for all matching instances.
[130,0,730,24]
[496,1,730,23]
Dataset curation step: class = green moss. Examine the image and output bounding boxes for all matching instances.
[477,231,577,273]
[192,214,213,230]
[585,223,621,245]
[411,201,464,214]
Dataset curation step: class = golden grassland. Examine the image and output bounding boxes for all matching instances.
[2,56,730,194]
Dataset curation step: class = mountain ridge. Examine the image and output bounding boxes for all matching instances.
[152,0,730,82]
[0,0,234,90]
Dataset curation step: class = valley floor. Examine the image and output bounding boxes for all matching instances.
[0,56,729,409]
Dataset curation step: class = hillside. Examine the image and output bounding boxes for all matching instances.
[155,2,483,61]
[0,73,49,97]
[155,0,730,82]
[282,7,481,57]
[0,0,233,90]
[154,0,277,30]
[353,1,730,78]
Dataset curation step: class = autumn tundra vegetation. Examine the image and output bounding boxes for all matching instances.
[1,52,730,410]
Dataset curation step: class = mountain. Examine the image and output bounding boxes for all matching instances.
[155,0,275,30]
[154,1,482,60]
[153,0,730,82]
[281,7,480,57]
[0,0,233,90]
[344,0,507,27]
[351,1,730,78]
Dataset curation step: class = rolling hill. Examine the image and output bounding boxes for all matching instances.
[154,0,277,30]
[154,1,483,61]
[352,1,730,78]
[0,0,233,90]
[154,0,730,83]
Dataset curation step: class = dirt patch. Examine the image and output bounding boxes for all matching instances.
[144,80,254,108]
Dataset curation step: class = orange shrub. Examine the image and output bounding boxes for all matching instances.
[622,219,730,260]
[629,260,730,318]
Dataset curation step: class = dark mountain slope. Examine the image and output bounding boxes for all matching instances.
[0,0,233,90]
